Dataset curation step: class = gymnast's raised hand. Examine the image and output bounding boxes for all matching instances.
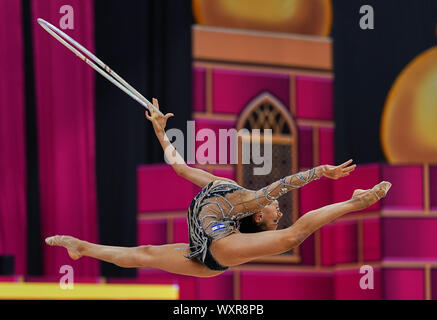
[145,98,174,134]
[319,159,357,180]
[145,98,236,187]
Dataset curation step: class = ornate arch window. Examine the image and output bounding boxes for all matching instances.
[236,92,300,263]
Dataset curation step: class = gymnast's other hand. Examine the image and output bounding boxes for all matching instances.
[145,98,174,134]
[318,159,356,180]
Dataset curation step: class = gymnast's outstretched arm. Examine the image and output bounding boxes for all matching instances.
[145,98,234,188]
[253,159,357,206]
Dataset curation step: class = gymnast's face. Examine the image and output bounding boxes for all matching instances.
[256,200,283,231]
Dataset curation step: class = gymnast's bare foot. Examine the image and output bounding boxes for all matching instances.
[351,181,392,210]
[45,235,83,260]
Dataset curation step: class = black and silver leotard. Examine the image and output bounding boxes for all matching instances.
[186,168,320,271]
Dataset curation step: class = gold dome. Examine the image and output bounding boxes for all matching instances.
[381,46,437,163]
[193,0,332,36]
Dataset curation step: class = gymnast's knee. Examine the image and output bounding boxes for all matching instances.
[131,245,153,267]
[114,245,152,268]
[284,225,311,249]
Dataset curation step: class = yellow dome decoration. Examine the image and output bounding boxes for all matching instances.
[381,46,437,163]
[193,0,332,36]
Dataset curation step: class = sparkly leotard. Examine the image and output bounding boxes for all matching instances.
[186,168,320,271]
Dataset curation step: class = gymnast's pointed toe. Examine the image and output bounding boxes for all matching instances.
[373,181,392,199]
[381,181,392,193]
[45,236,57,246]
[44,235,82,260]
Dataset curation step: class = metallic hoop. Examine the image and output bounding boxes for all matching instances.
[37,18,163,116]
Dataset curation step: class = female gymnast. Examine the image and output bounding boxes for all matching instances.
[46,98,391,277]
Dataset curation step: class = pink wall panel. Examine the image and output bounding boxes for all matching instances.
[295,76,333,120]
[120,269,232,300]
[109,269,175,285]
[118,269,196,300]
[173,217,189,243]
[362,218,381,262]
[429,166,437,210]
[212,69,289,114]
[196,271,234,300]
[194,118,237,165]
[383,218,437,259]
[299,178,333,216]
[298,125,313,168]
[334,268,382,300]
[0,276,20,282]
[0,0,27,275]
[332,164,381,213]
[334,221,358,264]
[137,219,167,246]
[176,278,197,300]
[299,234,316,265]
[137,164,194,212]
[299,178,333,266]
[381,165,423,210]
[383,269,424,300]
[32,0,98,277]
[321,224,335,266]
[192,181,202,198]
[26,276,101,283]
[212,168,236,183]
[321,221,358,266]
[190,166,204,196]
[240,271,333,300]
[431,269,437,300]
[319,127,334,165]
[193,67,206,112]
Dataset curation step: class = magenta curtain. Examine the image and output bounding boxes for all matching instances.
[0,0,27,275]
[31,0,98,276]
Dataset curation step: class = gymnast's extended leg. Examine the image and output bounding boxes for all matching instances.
[211,181,391,267]
[46,181,390,277]
[45,237,224,277]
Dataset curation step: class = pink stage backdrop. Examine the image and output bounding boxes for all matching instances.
[137,164,195,212]
[298,125,313,168]
[362,218,381,262]
[137,219,167,246]
[430,166,437,210]
[319,127,334,164]
[383,269,425,300]
[381,165,423,210]
[111,269,234,300]
[295,75,333,120]
[240,271,333,300]
[0,0,27,275]
[334,268,382,300]
[31,0,98,276]
[173,217,189,243]
[193,67,206,112]
[212,69,289,114]
[383,218,437,259]
[194,118,236,165]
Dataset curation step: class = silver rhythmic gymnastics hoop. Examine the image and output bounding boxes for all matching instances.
[37,18,163,116]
